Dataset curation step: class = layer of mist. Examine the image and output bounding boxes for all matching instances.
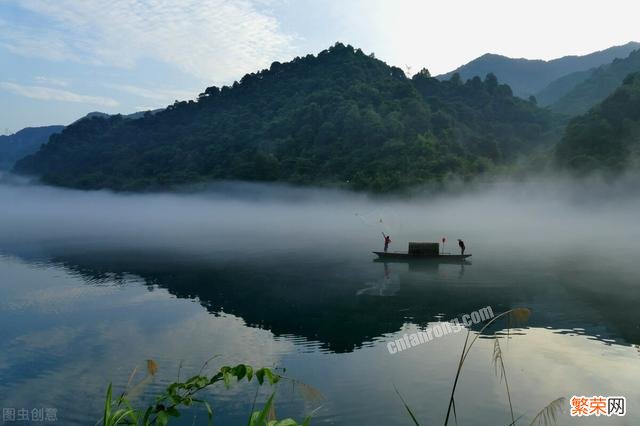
[1,175,639,260]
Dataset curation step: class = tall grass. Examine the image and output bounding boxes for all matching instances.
[395,307,566,425]
[441,308,564,425]
[101,308,566,425]
[100,359,321,426]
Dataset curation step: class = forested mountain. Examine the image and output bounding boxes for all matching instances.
[14,43,559,192]
[556,72,640,173]
[0,125,64,170]
[411,70,557,159]
[549,49,640,116]
[437,42,639,98]
[0,110,161,171]
[535,69,594,107]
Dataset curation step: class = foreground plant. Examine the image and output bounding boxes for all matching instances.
[445,308,565,425]
[101,361,314,426]
[395,307,565,425]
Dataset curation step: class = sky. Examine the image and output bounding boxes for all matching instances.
[0,0,639,132]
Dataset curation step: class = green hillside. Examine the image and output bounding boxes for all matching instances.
[556,72,640,173]
[535,69,594,106]
[15,43,558,192]
[0,125,64,170]
[550,49,640,116]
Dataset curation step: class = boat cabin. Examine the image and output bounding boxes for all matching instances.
[408,242,439,256]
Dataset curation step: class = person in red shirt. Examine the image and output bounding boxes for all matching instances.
[383,233,391,252]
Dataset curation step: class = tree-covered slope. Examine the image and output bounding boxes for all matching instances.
[412,70,558,159]
[0,125,64,170]
[556,72,640,173]
[15,43,558,192]
[550,49,640,116]
[1,111,161,171]
[437,42,639,98]
[534,69,594,107]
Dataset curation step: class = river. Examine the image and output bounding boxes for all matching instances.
[0,179,638,425]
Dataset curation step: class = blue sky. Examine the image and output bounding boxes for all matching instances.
[1,0,638,132]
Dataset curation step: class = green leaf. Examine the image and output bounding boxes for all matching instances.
[246,365,254,381]
[252,393,275,426]
[196,376,208,388]
[264,369,279,385]
[234,364,247,381]
[256,369,265,385]
[223,371,232,389]
[111,408,138,425]
[156,411,169,426]
[103,384,113,426]
[209,372,223,385]
[142,406,153,426]
[249,411,261,426]
[273,419,299,426]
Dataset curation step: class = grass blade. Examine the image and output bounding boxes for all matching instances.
[393,384,419,425]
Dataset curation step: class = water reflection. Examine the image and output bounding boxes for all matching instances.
[2,179,640,424]
[8,245,640,352]
[1,246,640,425]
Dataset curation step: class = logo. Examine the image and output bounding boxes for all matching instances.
[570,396,625,417]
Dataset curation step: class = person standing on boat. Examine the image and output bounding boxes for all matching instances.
[383,233,392,252]
[457,239,466,255]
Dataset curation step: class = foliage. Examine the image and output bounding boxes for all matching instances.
[15,43,559,192]
[101,362,312,426]
[412,71,558,161]
[443,308,531,425]
[555,72,640,174]
[534,69,594,107]
[393,308,566,425]
[550,49,640,116]
[0,125,63,170]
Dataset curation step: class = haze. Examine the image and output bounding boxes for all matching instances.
[1,177,639,270]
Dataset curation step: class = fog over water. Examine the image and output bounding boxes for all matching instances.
[1,175,639,261]
[1,176,640,425]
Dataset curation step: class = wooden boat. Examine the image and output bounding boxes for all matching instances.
[373,251,471,261]
[373,241,471,263]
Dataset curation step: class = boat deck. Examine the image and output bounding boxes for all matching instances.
[372,251,471,263]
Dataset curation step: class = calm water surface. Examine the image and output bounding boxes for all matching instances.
[0,181,639,425]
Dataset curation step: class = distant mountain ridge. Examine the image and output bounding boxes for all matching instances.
[75,109,163,124]
[437,42,640,98]
[0,125,64,170]
[546,49,640,116]
[0,109,163,170]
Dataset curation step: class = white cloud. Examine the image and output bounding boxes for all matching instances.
[34,76,70,87]
[104,83,196,103]
[5,0,295,83]
[313,0,640,75]
[0,82,119,107]
[134,106,160,112]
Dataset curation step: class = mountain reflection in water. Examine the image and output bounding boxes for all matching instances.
[1,181,640,424]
